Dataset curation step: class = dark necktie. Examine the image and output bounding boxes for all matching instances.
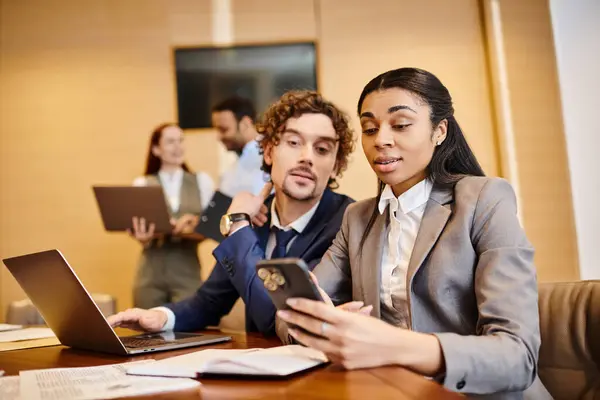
[271,227,298,259]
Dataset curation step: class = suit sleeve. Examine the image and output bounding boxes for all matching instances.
[165,261,239,332]
[276,205,354,344]
[212,226,278,334]
[432,178,540,394]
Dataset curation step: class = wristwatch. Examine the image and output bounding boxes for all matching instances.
[220,213,252,237]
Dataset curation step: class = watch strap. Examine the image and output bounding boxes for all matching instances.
[228,213,251,223]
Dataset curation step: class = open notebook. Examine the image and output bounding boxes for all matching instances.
[125,345,328,378]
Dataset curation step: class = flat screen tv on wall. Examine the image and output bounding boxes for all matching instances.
[174,42,318,129]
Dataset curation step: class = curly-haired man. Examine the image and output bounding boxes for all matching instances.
[108,91,357,336]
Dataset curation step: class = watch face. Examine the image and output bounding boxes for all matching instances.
[219,215,231,236]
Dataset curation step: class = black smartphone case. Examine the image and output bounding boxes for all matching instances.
[256,258,323,311]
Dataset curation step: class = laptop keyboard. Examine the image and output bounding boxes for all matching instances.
[121,334,204,349]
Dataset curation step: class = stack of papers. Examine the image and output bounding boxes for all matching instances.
[0,345,325,399]
[0,324,23,332]
[0,361,199,400]
[126,345,328,378]
[0,328,55,343]
[0,327,60,353]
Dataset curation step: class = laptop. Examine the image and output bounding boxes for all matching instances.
[2,249,231,355]
[92,186,173,233]
[193,191,233,243]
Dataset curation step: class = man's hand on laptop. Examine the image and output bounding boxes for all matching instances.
[107,308,167,332]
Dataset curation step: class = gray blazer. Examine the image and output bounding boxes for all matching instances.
[277,176,552,399]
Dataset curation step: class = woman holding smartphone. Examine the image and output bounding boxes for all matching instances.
[276,68,550,399]
[130,123,214,309]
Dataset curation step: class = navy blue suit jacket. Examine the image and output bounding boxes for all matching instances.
[166,189,354,335]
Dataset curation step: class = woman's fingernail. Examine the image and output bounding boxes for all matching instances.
[277,310,289,319]
[286,298,297,306]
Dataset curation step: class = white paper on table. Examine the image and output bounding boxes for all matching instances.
[0,376,20,400]
[19,360,200,400]
[127,349,257,378]
[0,324,23,332]
[126,345,328,378]
[0,328,55,343]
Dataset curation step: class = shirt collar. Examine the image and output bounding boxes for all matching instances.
[241,139,259,157]
[270,199,320,233]
[377,179,433,215]
[158,168,184,182]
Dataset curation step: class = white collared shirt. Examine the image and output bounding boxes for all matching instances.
[133,168,214,212]
[378,179,433,328]
[219,140,267,197]
[158,198,321,330]
[265,200,320,258]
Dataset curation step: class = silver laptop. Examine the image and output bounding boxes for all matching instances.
[2,249,231,355]
[93,186,173,233]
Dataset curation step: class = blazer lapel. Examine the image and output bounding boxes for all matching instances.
[287,189,333,258]
[286,225,325,259]
[359,209,388,319]
[256,197,274,251]
[256,223,270,251]
[406,185,453,286]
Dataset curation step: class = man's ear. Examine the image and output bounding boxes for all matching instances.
[239,116,253,131]
[263,143,273,167]
[330,160,339,180]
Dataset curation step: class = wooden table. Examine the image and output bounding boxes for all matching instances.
[0,331,462,399]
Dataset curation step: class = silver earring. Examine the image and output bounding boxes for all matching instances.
[436,140,442,146]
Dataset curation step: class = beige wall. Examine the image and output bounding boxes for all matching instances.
[318,0,498,199]
[0,0,223,321]
[0,0,571,321]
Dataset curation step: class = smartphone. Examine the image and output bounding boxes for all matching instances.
[256,258,324,311]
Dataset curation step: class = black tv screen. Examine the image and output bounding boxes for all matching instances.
[174,42,318,129]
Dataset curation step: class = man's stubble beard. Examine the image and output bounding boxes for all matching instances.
[281,177,320,202]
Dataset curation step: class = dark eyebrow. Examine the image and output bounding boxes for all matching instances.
[388,105,417,114]
[359,105,417,119]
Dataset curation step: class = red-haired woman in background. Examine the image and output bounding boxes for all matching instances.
[130,123,214,309]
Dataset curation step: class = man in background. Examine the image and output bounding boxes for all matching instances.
[211,97,266,197]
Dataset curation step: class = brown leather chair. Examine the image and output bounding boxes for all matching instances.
[538,281,600,400]
[5,294,116,325]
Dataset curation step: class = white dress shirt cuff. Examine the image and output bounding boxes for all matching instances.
[152,306,176,331]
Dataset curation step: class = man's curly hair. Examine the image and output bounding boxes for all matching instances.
[257,91,355,188]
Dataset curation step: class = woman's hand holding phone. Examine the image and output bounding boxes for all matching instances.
[257,259,372,317]
[308,271,334,307]
[308,271,373,316]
